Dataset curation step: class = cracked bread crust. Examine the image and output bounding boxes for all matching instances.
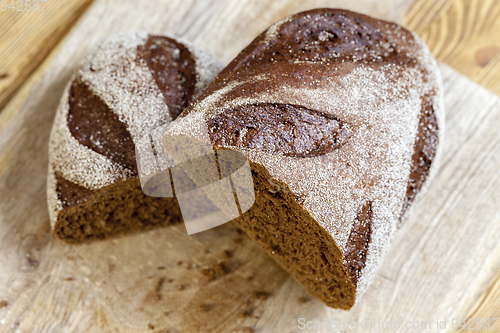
[164,9,444,308]
[47,31,223,242]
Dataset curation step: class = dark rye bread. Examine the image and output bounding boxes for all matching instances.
[163,9,444,309]
[47,32,223,243]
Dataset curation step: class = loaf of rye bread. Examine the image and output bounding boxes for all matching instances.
[47,31,223,242]
[162,9,444,309]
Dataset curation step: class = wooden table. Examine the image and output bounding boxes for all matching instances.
[0,0,499,332]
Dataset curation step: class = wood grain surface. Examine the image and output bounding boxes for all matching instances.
[406,0,500,96]
[0,0,93,110]
[0,0,499,332]
[458,267,500,333]
[406,0,500,328]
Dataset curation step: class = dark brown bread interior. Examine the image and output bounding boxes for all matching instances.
[229,161,356,308]
[55,175,182,243]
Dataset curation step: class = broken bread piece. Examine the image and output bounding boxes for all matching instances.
[47,31,223,243]
[162,9,444,309]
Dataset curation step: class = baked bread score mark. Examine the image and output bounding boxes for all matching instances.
[402,95,439,219]
[207,103,352,158]
[232,10,416,71]
[68,79,138,173]
[343,202,373,288]
[137,36,197,120]
[55,172,95,209]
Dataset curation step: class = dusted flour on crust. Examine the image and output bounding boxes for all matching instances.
[47,31,223,242]
[163,9,444,309]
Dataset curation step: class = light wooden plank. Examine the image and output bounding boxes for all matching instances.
[0,0,93,111]
[406,0,500,96]
[1,0,499,332]
[458,267,500,333]
[405,1,500,326]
